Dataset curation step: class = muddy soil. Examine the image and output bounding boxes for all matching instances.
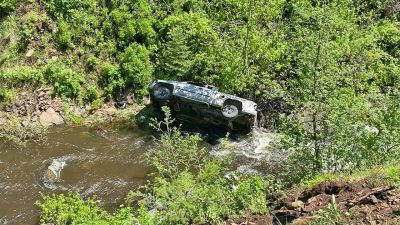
[226,180,400,225]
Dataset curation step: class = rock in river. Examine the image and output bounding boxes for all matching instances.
[41,159,66,189]
[39,107,64,126]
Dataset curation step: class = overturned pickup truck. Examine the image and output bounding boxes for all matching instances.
[149,80,258,132]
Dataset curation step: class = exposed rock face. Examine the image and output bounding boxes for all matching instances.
[39,107,64,126]
[6,88,54,119]
[36,88,52,111]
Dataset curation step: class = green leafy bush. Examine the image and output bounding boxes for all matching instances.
[126,107,268,224]
[43,0,94,17]
[0,66,44,86]
[90,98,103,111]
[0,66,44,102]
[131,166,267,225]
[157,12,218,82]
[36,192,137,225]
[87,56,98,70]
[85,84,100,102]
[0,0,20,16]
[119,43,153,96]
[100,62,124,97]
[44,62,84,98]
[54,20,74,49]
[148,107,205,178]
[0,87,15,102]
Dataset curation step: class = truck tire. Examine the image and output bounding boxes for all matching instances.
[222,105,238,118]
[154,86,171,101]
[222,99,242,118]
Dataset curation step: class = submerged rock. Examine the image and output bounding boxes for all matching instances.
[92,127,109,139]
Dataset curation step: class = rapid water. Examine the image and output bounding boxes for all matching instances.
[0,126,153,225]
[0,125,282,225]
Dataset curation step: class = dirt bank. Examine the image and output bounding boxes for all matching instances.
[226,179,400,225]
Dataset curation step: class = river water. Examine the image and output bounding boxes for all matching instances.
[0,125,283,225]
[0,126,154,225]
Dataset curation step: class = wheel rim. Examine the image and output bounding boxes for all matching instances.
[154,87,170,100]
[222,105,238,118]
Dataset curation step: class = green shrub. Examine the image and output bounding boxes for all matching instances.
[119,43,153,96]
[129,162,267,225]
[109,0,155,47]
[43,0,94,17]
[19,10,48,48]
[110,5,137,47]
[0,66,44,86]
[0,87,15,102]
[54,20,74,49]
[44,62,84,98]
[0,66,43,102]
[100,62,124,97]
[36,192,137,225]
[148,107,205,178]
[0,0,20,16]
[85,84,100,102]
[126,107,268,224]
[87,56,97,70]
[91,98,103,111]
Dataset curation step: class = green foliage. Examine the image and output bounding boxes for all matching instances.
[36,192,137,225]
[148,107,205,178]
[119,43,153,96]
[43,0,95,17]
[132,166,267,225]
[91,97,103,111]
[125,106,268,224]
[157,12,218,82]
[19,10,47,48]
[0,66,44,86]
[109,0,155,47]
[309,195,346,225]
[100,62,124,97]
[54,20,74,49]
[85,84,100,102]
[0,66,43,102]
[44,62,84,99]
[0,0,20,16]
[87,56,98,70]
[0,88,15,102]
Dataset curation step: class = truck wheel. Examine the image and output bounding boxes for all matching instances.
[154,86,171,100]
[222,105,239,118]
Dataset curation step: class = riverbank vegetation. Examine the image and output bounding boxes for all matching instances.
[37,107,269,224]
[1,0,400,224]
